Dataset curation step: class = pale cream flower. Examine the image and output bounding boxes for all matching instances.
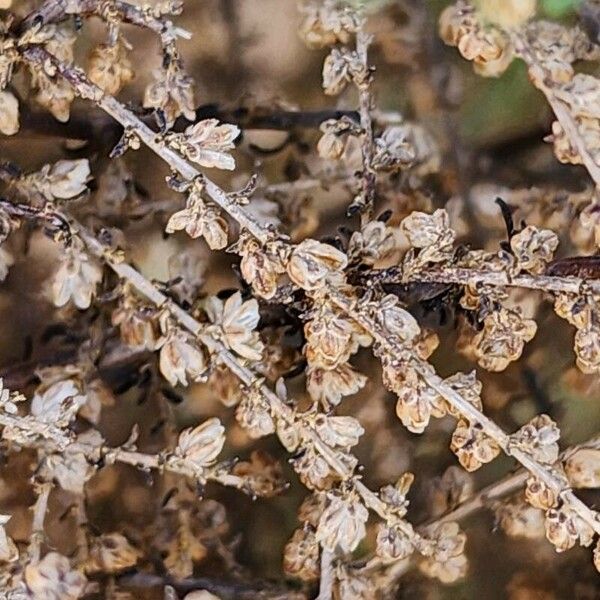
[175,418,226,468]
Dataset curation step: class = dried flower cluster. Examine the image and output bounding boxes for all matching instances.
[0,0,599,599]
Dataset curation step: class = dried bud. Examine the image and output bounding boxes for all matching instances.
[473,307,537,372]
[287,239,347,291]
[178,119,239,170]
[204,292,264,361]
[451,420,500,472]
[509,414,560,465]
[510,226,559,274]
[283,526,320,581]
[316,492,368,553]
[176,418,226,468]
[545,505,594,552]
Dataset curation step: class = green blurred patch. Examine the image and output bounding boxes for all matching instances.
[459,60,546,146]
[541,0,582,18]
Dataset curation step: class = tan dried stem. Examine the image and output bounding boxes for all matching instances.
[0,409,248,492]
[318,549,336,600]
[27,481,52,565]
[355,28,376,224]
[390,265,600,295]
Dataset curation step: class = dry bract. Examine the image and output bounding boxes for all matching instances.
[166,189,229,249]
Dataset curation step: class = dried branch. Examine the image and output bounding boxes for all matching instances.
[0,406,254,493]
[17,33,600,545]
[367,265,600,295]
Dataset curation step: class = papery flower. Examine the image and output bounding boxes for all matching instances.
[451,419,500,471]
[166,191,228,249]
[180,119,239,170]
[348,221,397,265]
[236,233,286,299]
[400,209,455,253]
[31,379,86,424]
[52,245,102,310]
[376,295,421,342]
[473,307,537,372]
[376,524,414,561]
[287,239,347,291]
[235,388,275,439]
[27,159,91,201]
[419,522,468,584]
[306,363,367,409]
[305,305,355,369]
[313,414,364,448]
[204,292,263,360]
[176,418,226,468]
[510,225,559,274]
[545,505,594,552]
[509,414,560,465]
[157,328,206,387]
[316,492,368,552]
[322,47,353,95]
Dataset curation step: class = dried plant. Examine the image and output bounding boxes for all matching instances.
[0,0,598,598]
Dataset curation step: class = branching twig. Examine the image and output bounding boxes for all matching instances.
[18,37,600,542]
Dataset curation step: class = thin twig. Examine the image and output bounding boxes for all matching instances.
[317,549,335,600]
[27,481,52,565]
